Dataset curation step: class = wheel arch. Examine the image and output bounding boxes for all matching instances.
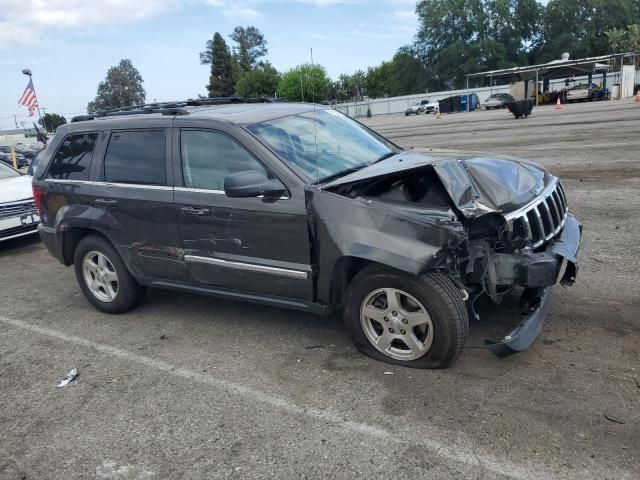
[328,255,428,308]
[59,226,117,267]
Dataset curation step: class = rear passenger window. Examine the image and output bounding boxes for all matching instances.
[181,130,266,190]
[47,133,98,180]
[104,130,166,185]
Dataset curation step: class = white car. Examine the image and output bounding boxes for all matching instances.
[565,84,591,102]
[0,162,40,242]
[422,99,439,114]
[405,101,427,115]
[405,99,439,116]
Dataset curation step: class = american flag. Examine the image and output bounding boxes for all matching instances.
[18,79,39,117]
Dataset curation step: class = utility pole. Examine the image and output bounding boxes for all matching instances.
[13,115,18,129]
[41,107,48,133]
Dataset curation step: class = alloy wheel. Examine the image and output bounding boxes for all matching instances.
[82,250,119,303]
[360,288,434,361]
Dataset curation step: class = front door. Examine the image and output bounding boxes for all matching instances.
[173,128,313,301]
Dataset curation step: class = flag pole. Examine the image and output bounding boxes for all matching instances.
[21,68,45,131]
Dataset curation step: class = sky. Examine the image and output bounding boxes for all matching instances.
[0,0,419,130]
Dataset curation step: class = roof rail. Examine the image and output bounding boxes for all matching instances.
[71,97,274,123]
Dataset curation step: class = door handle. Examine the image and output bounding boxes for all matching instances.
[95,198,118,205]
[181,206,211,216]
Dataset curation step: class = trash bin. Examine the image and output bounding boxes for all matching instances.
[505,99,534,119]
[460,93,480,112]
[438,95,463,114]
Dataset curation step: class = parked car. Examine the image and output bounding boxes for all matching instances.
[483,93,515,109]
[14,144,39,161]
[0,146,29,168]
[565,84,591,102]
[405,99,434,116]
[34,100,581,368]
[422,99,439,114]
[0,161,40,242]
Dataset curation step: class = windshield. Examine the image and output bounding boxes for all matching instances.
[0,161,20,180]
[246,109,400,184]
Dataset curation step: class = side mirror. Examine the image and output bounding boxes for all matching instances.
[224,170,286,199]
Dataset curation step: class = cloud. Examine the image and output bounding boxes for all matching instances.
[393,9,416,19]
[222,5,262,19]
[0,0,182,48]
[0,0,413,49]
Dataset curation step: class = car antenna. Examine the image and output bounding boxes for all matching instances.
[311,47,319,184]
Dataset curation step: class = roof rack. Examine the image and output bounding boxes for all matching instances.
[71,96,274,123]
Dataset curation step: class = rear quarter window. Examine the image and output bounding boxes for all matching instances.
[46,133,98,180]
[103,130,166,185]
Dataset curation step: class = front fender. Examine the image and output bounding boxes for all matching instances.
[307,189,465,304]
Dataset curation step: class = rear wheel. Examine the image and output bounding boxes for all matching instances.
[343,266,468,368]
[74,234,146,314]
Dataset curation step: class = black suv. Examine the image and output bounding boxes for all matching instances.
[33,99,581,368]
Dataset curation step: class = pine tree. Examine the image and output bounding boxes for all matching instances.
[229,26,268,73]
[87,59,146,113]
[200,33,235,97]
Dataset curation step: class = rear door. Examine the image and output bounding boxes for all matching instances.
[92,127,187,281]
[40,131,99,231]
[172,125,313,301]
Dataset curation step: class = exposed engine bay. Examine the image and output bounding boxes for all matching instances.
[327,164,577,319]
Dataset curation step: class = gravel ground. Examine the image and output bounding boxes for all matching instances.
[1,99,638,480]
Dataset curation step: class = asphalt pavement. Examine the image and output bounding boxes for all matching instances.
[1,99,638,480]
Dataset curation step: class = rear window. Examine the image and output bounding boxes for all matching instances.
[46,133,98,180]
[104,130,166,185]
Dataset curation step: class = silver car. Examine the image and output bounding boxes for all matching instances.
[483,93,515,109]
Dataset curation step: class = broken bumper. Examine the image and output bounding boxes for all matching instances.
[486,215,582,358]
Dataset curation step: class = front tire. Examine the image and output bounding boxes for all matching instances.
[74,234,146,314]
[343,266,468,368]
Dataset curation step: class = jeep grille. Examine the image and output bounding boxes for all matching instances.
[505,179,568,248]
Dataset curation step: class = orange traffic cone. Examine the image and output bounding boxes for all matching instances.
[435,111,441,119]
[555,97,562,109]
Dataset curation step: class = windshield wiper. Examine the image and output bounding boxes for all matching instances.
[371,151,397,164]
[315,165,367,185]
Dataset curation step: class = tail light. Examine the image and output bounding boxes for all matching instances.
[32,185,44,215]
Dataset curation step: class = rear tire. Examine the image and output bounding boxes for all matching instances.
[74,234,146,314]
[343,266,468,368]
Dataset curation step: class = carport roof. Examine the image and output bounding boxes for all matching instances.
[466,52,636,80]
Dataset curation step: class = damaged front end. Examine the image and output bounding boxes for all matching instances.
[321,151,582,357]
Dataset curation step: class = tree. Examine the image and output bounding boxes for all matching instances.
[230,26,268,72]
[365,61,397,98]
[200,33,235,97]
[390,49,430,95]
[87,59,146,113]
[606,24,640,53]
[38,113,66,132]
[534,0,640,62]
[236,63,280,98]
[278,64,332,102]
[413,0,541,89]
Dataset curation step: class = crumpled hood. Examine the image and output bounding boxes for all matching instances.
[0,175,33,204]
[322,150,550,218]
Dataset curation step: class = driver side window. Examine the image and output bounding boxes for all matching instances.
[180,130,266,191]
